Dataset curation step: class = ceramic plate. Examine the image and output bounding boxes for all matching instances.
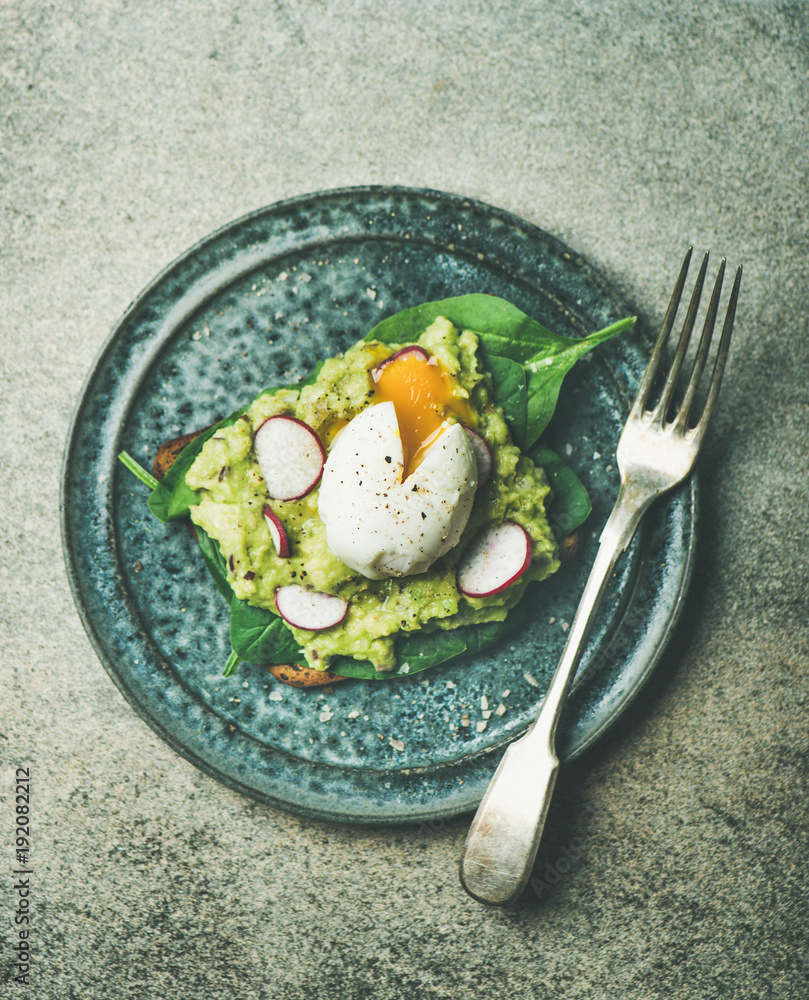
[61,187,696,825]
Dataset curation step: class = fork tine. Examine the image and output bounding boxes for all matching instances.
[633,247,693,414]
[691,263,742,448]
[673,257,726,431]
[652,251,710,424]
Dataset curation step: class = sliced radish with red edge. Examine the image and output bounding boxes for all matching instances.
[464,428,493,487]
[275,585,349,631]
[254,415,326,501]
[457,522,533,598]
[263,505,290,558]
[372,345,430,378]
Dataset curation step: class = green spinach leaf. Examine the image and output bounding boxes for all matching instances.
[477,317,634,449]
[194,524,234,602]
[366,294,543,349]
[230,596,305,664]
[483,353,528,449]
[530,444,592,536]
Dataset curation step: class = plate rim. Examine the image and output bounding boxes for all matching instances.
[60,184,697,825]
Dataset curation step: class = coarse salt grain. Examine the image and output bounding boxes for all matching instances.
[319,708,333,722]
[524,672,539,687]
[476,720,488,733]
[496,703,507,716]
[269,690,283,702]
[481,695,489,711]
[389,737,405,751]
[347,710,360,719]
[461,714,471,727]
[482,710,492,720]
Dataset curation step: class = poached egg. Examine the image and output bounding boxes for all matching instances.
[317,347,478,579]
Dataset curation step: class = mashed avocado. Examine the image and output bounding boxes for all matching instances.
[186,317,559,671]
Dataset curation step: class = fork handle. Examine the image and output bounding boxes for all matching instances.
[459,482,654,905]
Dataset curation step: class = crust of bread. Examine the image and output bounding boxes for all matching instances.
[152,427,209,480]
[559,531,579,561]
[266,663,346,687]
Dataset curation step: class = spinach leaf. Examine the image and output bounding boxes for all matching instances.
[229,596,305,664]
[519,317,633,449]
[193,524,234,602]
[483,354,528,449]
[477,316,634,449]
[530,445,592,536]
[366,294,544,348]
[225,574,537,675]
[191,522,307,663]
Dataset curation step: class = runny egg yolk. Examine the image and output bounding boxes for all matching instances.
[371,349,474,476]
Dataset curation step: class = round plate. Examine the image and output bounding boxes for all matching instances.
[61,187,695,825]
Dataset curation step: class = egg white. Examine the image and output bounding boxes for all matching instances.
[318,401,477,579]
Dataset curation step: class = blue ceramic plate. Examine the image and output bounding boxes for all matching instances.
[61,187,696,825]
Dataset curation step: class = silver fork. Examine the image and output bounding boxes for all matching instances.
[459,248,742,906]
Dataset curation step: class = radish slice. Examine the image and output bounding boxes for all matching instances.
[457,522,533,598]
[254,415,326,501]
[263,505,290,558]
[464,428,493,487]
[372,345,430,377]
[275,585,349,631]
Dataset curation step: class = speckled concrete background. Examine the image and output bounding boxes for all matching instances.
[2,2,808,998]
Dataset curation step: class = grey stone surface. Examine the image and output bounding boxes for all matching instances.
[1,1,808,997]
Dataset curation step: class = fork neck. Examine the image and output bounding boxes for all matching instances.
[529,479,656,749]
[601,477,660,555]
